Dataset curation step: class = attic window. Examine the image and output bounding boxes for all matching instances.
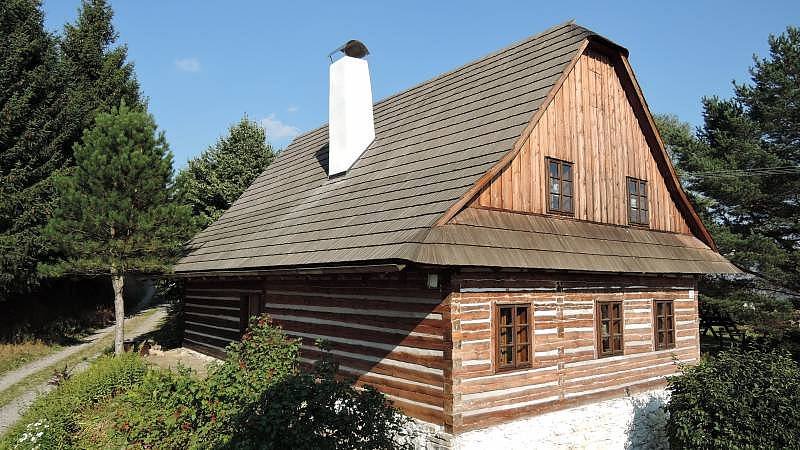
[547,158,573,215]
[627,177,649,226]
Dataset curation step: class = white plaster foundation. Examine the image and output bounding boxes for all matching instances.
[397,389,671,450]
[452,389,670,450]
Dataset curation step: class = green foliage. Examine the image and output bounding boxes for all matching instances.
[40,104,194,277]
[0,353,146,450]
[175,116,276,229]
[117,315,301,448]
[666,350,800,449]
[657,26,799,296]
[230,355,413,450]
[0,0,143,300]
[115,315,412,449]
[655,26,800,354]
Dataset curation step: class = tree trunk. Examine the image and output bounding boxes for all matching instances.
[111,273,125,355]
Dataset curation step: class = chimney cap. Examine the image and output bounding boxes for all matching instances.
[329,40,369,61]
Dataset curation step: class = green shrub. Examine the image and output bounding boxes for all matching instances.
[115,315,413,449]
[1,353,146,450]
[667,349,800,449]
[229,356,413,450]
[116,315,301,448]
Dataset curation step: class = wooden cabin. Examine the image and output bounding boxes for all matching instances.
[174,21,738,442]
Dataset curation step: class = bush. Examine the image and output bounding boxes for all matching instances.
[115,315,413,449]
[1,353,146,450]
[667,349,800,449]
[230,355,413,450]
[117,315,301,448]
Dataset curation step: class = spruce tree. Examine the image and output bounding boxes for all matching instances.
[0,0,142,300]
[0,0,73,300]
[41,105,193,354]
[175,116,276,228]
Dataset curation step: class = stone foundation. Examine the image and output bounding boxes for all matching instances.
[400,419,454,450]
[453,389,670,450]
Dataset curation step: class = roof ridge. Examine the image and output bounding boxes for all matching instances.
[283,20,587,147]
[371,20,580,109]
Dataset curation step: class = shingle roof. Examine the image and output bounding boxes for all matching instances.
[174,22,738,276]
[418,208,738,274]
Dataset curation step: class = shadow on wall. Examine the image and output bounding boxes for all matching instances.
[625,392,670,450]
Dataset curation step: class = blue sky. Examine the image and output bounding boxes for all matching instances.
[42,1,798,167]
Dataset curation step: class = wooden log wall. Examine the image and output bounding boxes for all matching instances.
[184,272,451,426]
[471,48,691,234]
[184,280,263,359]
[448,272,699,432]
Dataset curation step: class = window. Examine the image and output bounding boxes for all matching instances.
[496,304,531,370]
[547,158,574,215]
[654,300,676,350]
[627,178,649,226]
[597,301,623,357]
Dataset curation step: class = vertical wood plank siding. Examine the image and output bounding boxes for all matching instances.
[184,273,450,426]
[449,273,698,432]
[472,49,691,234]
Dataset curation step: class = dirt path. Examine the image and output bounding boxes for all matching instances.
[0,306,166,435]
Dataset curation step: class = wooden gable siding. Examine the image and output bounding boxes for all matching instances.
[448,273,699,432]
[183,272,451,426]
[469,48,691,234]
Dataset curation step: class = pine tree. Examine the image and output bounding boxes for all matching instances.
[667,26,799,296]
[175,116,276,229]
[655,26,799,347]
[41,105,194,354]
[0,0,143,300]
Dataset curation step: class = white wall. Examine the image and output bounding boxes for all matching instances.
[452,389,670,450]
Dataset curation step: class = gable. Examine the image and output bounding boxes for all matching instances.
[465,46,691,234]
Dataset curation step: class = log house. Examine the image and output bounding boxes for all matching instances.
[175,21,739,436]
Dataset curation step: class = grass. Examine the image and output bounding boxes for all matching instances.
[0,341,61,376]
[0,308,159,410]
[0,353,147,450]
[72,396,129,449]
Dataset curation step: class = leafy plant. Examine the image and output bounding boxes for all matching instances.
[116,315,301,448]
[229,353,414,450]
[666,349,800,449]
[114,315,412,449]
[1,353,146,450]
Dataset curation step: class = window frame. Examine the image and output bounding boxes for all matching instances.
[546,157,574,216]
[494,303,533,372]
[596,300,624,358]
[626,177,649,226]
[653,300,676,351]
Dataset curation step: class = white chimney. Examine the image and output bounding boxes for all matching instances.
[328,40,375,176]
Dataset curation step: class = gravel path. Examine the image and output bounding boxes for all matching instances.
[0,306,167,435]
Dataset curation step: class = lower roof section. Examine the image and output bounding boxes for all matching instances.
[175,207,739,277]
[416,208,739,274]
